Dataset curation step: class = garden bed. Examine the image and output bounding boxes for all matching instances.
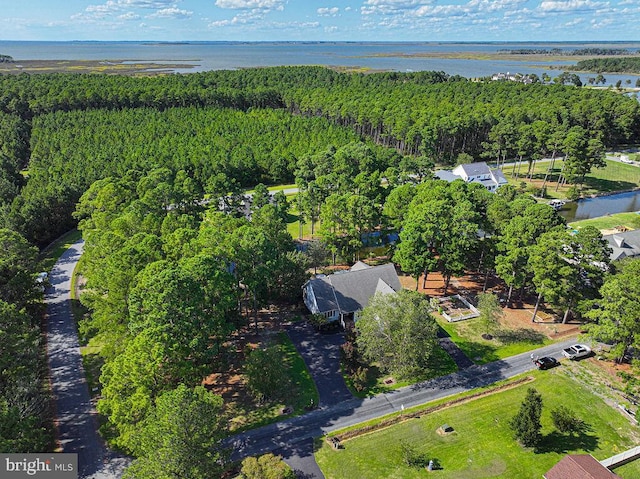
[438,294,480,322]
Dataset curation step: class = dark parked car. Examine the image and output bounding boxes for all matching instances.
[534,356,559,370]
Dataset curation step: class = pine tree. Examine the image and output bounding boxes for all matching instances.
[509,388,543,447]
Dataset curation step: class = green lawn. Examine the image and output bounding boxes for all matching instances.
[506,158,640,199]
[316,370,640,479]
[344,345,458,398]
[243,183,297,194]
[569,211,640,232]
[436,316,552,364]
[613,459,640,478]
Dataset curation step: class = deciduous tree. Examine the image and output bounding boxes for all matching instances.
[356,290,439,379]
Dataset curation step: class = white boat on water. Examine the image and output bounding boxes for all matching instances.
[548,199,566,210]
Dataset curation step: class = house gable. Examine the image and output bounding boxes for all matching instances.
[603,229,640,261]
[303,263,402,318]
[439,162,506,192]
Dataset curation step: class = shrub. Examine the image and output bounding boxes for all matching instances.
[551,405,585,435]
[399,440,429,468]
[566,185,580,201]
[244,345,291,403]
[241,453,296,479]
[352,366,369,392]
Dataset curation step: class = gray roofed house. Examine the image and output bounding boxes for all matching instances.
[303,262,402,327]
[435,161,508,192]
[602,229,640,261]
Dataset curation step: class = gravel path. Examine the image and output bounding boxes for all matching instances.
[45,240,130,479]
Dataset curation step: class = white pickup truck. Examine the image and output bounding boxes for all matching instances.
[562,344,591,360]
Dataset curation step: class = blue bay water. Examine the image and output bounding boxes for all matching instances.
[1,40,639,85]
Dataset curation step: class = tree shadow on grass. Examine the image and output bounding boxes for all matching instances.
[453,339,501,364]
[582,176,638,194]
[536,427,599,455]
[494,328,547,345]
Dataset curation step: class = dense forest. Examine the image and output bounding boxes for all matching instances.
[0,67,638,247]
[575,57,640,74]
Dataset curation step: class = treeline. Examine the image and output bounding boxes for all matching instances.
[0,229,51,452]
[0,67,452,118]
[575,57,640,74]
[288,80,639,160]
[500,48,635,56]
[0,55,13,63]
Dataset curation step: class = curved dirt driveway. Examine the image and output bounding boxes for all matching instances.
[45,239,130,478]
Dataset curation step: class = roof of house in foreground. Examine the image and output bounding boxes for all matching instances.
[602,229,640,261]
[305,262,402,314]
[544,454,622,479]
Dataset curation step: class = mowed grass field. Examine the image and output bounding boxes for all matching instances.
[316,370,640,479]
[506,158,640,199]
[436,316,553,365]
[569,211,640,232]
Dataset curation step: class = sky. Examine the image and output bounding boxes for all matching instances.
[1,0,639,42]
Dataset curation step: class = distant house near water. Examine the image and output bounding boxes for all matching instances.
[303,262,402,328]
[435,161,508,192]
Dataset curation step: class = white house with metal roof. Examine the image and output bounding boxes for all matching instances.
[435,161,508,192]
[303,262,402,327]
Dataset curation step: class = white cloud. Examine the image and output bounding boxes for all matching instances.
[363,0,431,6]
[325,25,339,32]
[214,0,285,9]
[590,16,613,26]
[121,0,176,8]
[361,0,434,15]
[564,17,584,25]
[76,0,188,22]
[317,7,340,16]
[539,0,609,12]
[148,7,192,18]
[118,11,140,20]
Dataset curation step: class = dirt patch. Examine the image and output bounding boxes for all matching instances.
[399,271,582,340]
[201,303,305,431]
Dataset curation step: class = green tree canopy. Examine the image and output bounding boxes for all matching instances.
[510,388,543,448]
[123,385,226,479]
[356,290,439,379]
[586,258,640,363]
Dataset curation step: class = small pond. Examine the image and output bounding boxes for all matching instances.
[559,190,640,223]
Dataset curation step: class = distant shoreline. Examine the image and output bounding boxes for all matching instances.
[0,59,198,75]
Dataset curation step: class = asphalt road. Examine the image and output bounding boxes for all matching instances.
[224,338,578,462]
[45,240,130,479]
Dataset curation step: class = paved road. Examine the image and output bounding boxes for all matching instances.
[45,240,130,479]
[224,338,577,461]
